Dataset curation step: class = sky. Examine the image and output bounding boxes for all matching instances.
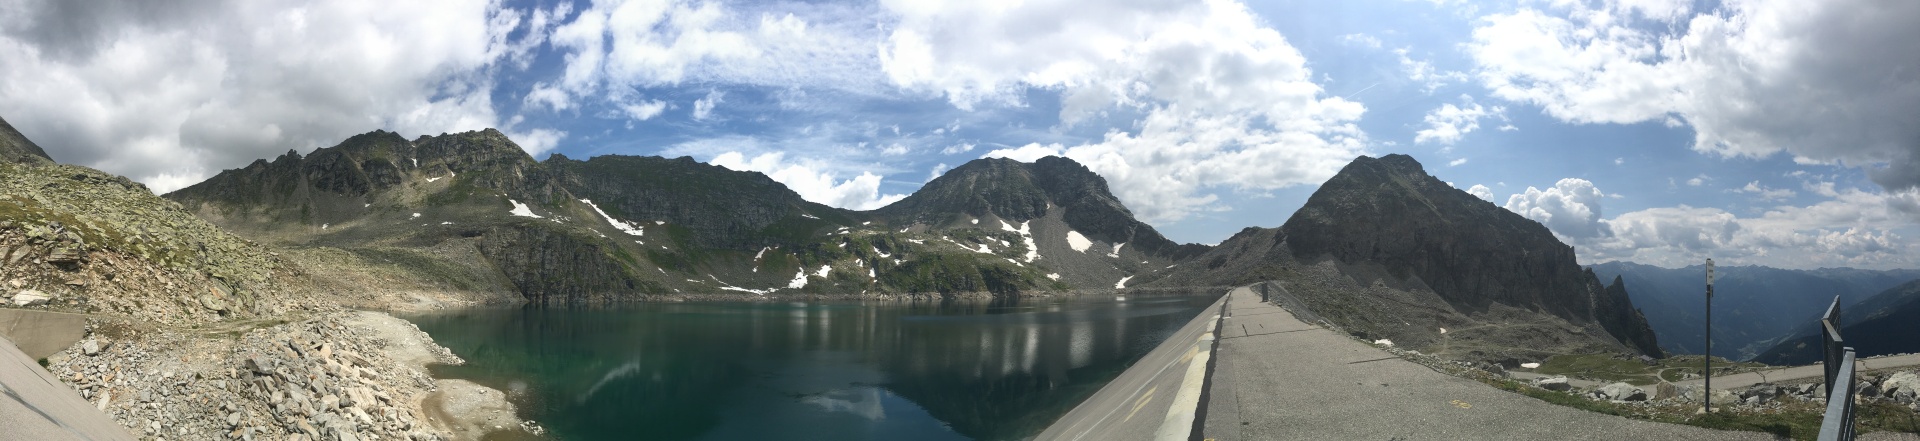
[2,0,1919,270]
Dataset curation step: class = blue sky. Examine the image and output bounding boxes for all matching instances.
[3,0,1918,269]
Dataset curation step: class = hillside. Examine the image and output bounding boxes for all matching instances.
[1151,154,1663,362]
[1589,261,1920,360]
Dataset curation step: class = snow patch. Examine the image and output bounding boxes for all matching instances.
[788,270,810,289]
[972,243,993,254]
[754,247,770,260]
[1108,242,1126,258]
[508,200,543,218]
[1114,276,1134,289]
[655,221,666,225]
[907,239,924,244]
[580,199,645,236]
[1520,362,1541,369]
[1066,231,1093,253]
[426,176,443,183]
[410,213,421,219]
[1046,273,1060,280]
[441,222,453,225]
[815,265,833,278]
[874,248,891,258]
[868,268,876,279]
[802,214,819,219]
[320,223,329,230]
[862,221,871,226]
[970,218,978,225]
[411,158,418,168]
[1373,339,1394,347]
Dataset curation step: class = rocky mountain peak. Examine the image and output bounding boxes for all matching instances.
[0,115,53,165]
[878,156,1206,260]
[1282,154,1663,356]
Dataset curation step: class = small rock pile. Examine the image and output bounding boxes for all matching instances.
[50,313,457,441]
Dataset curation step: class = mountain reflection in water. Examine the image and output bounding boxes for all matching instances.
[407,291,1219,441]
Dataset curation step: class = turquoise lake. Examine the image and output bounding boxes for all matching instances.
[406,292,1219,440]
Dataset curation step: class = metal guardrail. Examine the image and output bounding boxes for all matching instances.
[1816,296,1856,441]
[1818,349,1857,441]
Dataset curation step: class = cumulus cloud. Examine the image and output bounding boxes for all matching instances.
[1499,178,1920,269]
[0,0,558,193]
[1504,178,1612,239]
[1415,95,1504,145]
[709,151,906,211]
[1467,0,1920,192]
[884,0,1367,223]
[982,143,1065,163]
[1467,184,1495,202]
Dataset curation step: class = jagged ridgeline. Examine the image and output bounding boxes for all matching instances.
[1151,154,1663,361]
[165,129,1205,302]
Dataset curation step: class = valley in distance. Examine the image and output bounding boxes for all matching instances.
[4,117,1919,440]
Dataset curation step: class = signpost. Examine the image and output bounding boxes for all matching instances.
[1705,258,1715,412]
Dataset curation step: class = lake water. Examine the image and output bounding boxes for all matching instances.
[406,292,1220,441]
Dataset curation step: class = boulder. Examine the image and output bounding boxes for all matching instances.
[81,339,100,356]
[11,289,49,306]
[1537,376,1573,392]
[1883,371,1920,402]
[1597,382,1647,401]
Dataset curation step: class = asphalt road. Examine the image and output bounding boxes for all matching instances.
[1198,286,1777,441]
[1033,293,1226,441]
[1675,353,1920,390]
[0,334,137,441]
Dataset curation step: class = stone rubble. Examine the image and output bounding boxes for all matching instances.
[47,313,462,441]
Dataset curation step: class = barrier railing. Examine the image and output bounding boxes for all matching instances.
[1816,296,1856,441]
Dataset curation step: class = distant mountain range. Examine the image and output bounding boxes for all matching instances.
[1750,278,1920,365]
[1589,262,1920,361]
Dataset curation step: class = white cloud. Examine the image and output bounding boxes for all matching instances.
[1396,48,1468,93]
[884,0,1367,223]
[620,100,668,121]
[0,0,556,193]
[1448,158,1468,167]
[1499,177,1920,269]
[1503,178,1612,239]
[691,89,726,121]
[544,1,884,121]
[1734,181,1796,202]
[1466,0,1920,192]
[1467,184,1495,201]
[1414,95,1504,145]
[939,143,976,155]
[1686,174,1710,186]
[982,143,1064,163]
[1613,157,1625,165]
[709,151,906,211]
[927,163,949,183]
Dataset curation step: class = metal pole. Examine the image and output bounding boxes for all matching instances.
[1705,258,1715,413]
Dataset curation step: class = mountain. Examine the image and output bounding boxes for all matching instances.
[165,129,1201,302]
[1588,262,1920,360]
[876,157,1208,290]
[1151,154,1662,361]
[0,116,53,165]
[1753,279,1920,365]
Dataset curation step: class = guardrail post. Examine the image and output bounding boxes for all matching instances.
[1817,348,1856,441]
